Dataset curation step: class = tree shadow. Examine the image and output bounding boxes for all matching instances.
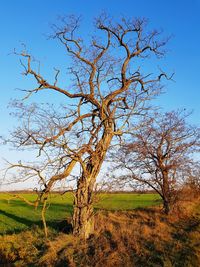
[0,209,41,234]
[162,215,200,266]
[0,206,73,235]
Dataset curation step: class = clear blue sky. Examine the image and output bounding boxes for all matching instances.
[0,0,200,180]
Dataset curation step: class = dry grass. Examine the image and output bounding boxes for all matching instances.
[1,199,200,267]
[0,226,45,266]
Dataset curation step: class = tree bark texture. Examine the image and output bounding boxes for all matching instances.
[72,129,113,239]
[73,175,95,239]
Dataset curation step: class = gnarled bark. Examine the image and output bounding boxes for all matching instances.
[73,129,113,238]
[73,176,94,239]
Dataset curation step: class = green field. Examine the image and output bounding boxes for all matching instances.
[0,193,161,234]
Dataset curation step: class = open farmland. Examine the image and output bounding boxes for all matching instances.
[0,193,161,234]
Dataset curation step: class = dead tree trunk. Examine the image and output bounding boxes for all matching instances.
[73,172,95,239]
[72,129,113,239]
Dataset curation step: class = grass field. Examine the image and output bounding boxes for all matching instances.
[0,193,199,266]
[0,193,161,234]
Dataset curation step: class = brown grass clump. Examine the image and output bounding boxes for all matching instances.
[37,234,78,267]
[0,226,45,266]
[0,199,200,266]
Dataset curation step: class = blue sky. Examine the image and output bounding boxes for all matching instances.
[0,0,200,187]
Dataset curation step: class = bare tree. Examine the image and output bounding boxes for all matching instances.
[5,14,170,238]
[182,161,200,197]
[111,111,200,214]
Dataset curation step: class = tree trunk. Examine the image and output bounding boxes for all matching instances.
[72,128,113,239]
[73,176,94,239]
[163,199,170,214]
[162,171,170,214]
